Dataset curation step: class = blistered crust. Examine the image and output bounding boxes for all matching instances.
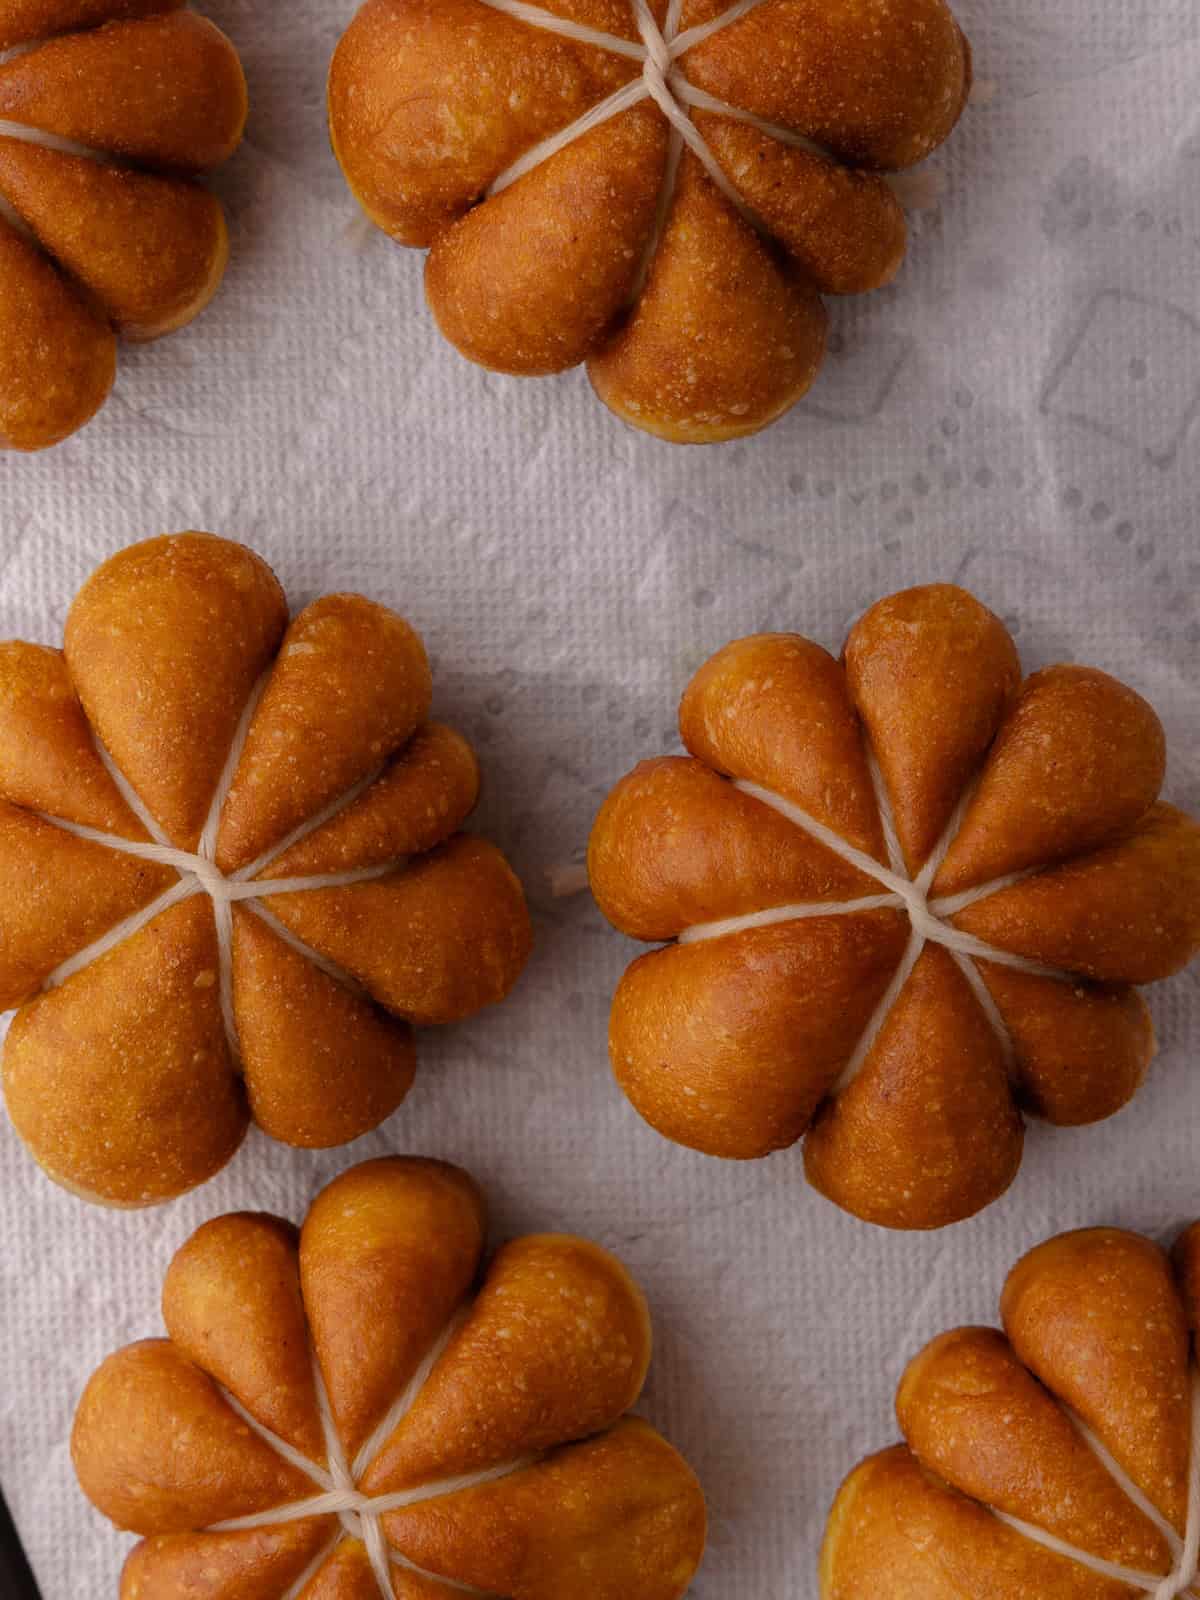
[329,0,971,441]
[590,583,1200,1228]
[1,533,532,1206]
[74,1157,708,1600]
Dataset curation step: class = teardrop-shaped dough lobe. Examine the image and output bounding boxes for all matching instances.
[588,757,879,942]
[843,585,1020,876]
[588,155,828,443]
[679,633,886,860]
[261,835,532,1026]
[73,1340,315,1535]
[216,596,432,874]
[297,1538,454,1599]
[265,723,480,878]
[897,1327,1173,1576]
[120,1522,334,1600]
[300,1158,486,1464]
[362,1236,651,1494]
[329,0,640,247]
[679,0,971,170]
[0,13,248,171]
[697,115,907,295]
[3,896,247,1206]
[382,1420,706,1600]
[162,1213,324,1462]
[0,643,149,831]
[976,962,1154,1126]
[1001,1228,1193,1534]
[0,802,174,1007]
[64,533,289,850]
[953,804,1200,984]
[820,1445,1127,1600]
[934,665,1167,897]
[0,0,182,53]
[609,912,909,1158]
[232,907,416,1147]
[0,139,228,340]
[803,944,1022,1229]
[0,219,114,452]
[426,105,667,376]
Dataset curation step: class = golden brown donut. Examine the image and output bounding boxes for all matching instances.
[821,1225,1200,1598]
[0,0,246,450]
[328,0,970,444]
[0,533,532,1207]
[73,1156,708,1600]
[589,584,1200,1229]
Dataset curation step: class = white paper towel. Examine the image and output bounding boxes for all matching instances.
[1,0,1198,1594]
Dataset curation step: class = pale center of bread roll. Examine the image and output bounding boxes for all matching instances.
[209,1305,528,1599]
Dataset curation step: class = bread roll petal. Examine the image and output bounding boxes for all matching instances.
[0,800,175,1007]
[820,1444,1127,1600]
[426,105,667,375]
[261,835,532,1026]
[120,1522,335,1600]
[232,906,417,1148]
[609,912,909,1159]
[897,1327,1172,1575]
[935,665,1167,895]
[162,1213,325,1462]
[0,13,247,171]
[216,595,432,874]
[64,532,288,850]
[679,632,885,859]
[697,114,907,294]
[1001,1228,1192,1535]
[1172,1224,1200,1342]
[300,1158,486,1464]
[363,1237,651,1493]
[588,755,878,941]
[977,962,1154,1126]
[2,895,247,1206]
[264,723,479,878]
[0,138,228,339]
[0,642,147,832]
[328,0,639,247]
[296,1538,454,1598]
[0,218,114,452]
[588,155,827,443]
[952,804,1200,983]
[680,0,971,170]
[381,1420,705,1600]
[0,0,182,53]
[803,943,1022,1230]
[843,584,1020,875]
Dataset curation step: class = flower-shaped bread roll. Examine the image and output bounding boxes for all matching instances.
[0,534,532,1207]
[73,1156,708,1600]
[822,1224,1200,1599]
[0,0,247,450]
[589,584,1200,1229]
[328,0,971,444]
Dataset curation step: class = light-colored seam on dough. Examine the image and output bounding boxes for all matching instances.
[22,674,411,1060]
[986,1368,1200,1599]
[208,1309,520,1600]
[680,756,1070,1096]
[0,118,117,163]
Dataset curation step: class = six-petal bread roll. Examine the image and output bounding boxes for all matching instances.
[589,584,1200,1229]
[0,0,247,451]
[72,1155,708,1600]
[821,1223,1200,1599]
[0,533,532,1207]
[328,0,971,444]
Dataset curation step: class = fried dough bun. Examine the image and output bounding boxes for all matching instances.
[0,534,532,1206]
[73,1156,707,1600]
[589,584,1200,1228]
